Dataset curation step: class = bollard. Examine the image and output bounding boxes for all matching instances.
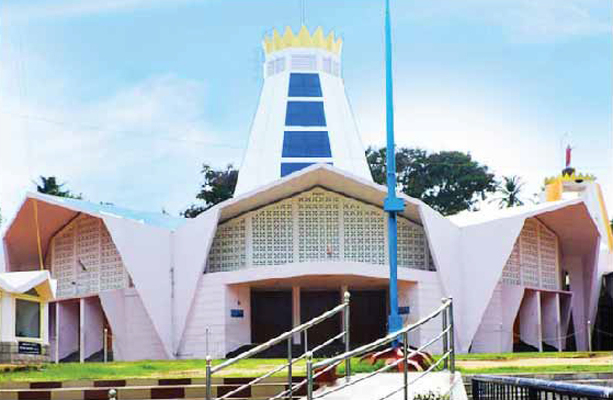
[287,337,293,400]
[448,297,455,374]
[306,352,314,400]
[588,320,592,352]
[206,355,212,400]
[108,388,117,400]
[103,328,108,363]
[442,298,448,370]
[343,291,351,382]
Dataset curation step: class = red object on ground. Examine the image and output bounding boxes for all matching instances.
[360,346,434,372]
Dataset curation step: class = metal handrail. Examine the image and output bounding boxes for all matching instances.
[305,297,455,400]
[314,298,451,369]
[205,292,351,400]
[472,375,613,399]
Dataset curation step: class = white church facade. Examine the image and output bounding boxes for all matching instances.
[2,27,612,362]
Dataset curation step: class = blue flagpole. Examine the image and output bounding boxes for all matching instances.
[383,0,404,339]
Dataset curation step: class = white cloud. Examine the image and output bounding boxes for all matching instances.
[0,74,241,231]
[402,0,610,42]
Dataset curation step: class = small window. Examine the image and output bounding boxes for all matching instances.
[288,73,322,97]
[282,131,331,158]
[285,101,326,127]
[281,162,333,177]
[15,299,41,339]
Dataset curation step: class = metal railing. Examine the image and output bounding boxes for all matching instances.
[304,297,455,400]
[472,375,613,400]
[205,292,351,400]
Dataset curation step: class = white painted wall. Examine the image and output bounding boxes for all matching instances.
[83,297,104,359]
[178,273,226,359]
[471,285,503,353]
[99,288,167,361]
[519,290,542,350]
[58,301,79,360]
[225,284,251,355]
[541,292,561,350]
[0,293,13,342]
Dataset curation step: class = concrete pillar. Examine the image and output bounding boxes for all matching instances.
[79,298,84,364]
[292,286,301,344]
[55,303,60,363]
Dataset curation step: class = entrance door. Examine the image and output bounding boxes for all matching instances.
[301,291,341,347]
[251,291,292,344]
[350,290,387,345]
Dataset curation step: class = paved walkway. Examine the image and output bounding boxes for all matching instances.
[311,372,467,400]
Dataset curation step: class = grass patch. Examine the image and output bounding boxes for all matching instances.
[458,364,613,375]
[454,352,609,361]
[0,352,608,383]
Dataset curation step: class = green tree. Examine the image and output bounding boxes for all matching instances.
[35,176,82,199]
[183,164,238,218]
[366,147,497,215]
[490,175,525,208]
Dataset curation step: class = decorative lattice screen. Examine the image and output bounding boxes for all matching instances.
[342,199,386,265]
[501,218,559,290]
[51,214,129,298]
[207,188,432,273]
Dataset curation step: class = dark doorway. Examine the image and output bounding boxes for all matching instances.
[301,291,342,347]
[251,290,292,344]
[350,290,387,346]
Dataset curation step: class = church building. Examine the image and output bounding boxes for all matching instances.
[2,26,612,362]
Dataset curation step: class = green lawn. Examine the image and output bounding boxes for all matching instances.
[454,351,610,361]
[0,352,610,383]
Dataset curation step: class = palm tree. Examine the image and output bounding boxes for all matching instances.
[35,176,82,199]
[491,176,525,208]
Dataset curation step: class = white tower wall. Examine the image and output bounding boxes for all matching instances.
[235,29,372,195]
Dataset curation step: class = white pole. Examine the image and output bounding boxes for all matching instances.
[55,303,60,364]
[79,298,84,363]
[103,328,108,363]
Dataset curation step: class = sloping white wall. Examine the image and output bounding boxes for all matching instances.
[471,285,503,353]
[172,208,220,354]
[102,217,172,358]
[99,288,167,361]
[500,285,524,352]
[178,273,226,358]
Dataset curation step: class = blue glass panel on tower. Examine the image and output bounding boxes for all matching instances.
[282,131,332,158]
[280,162,333,177]
[285,101,327,126]
[288,73,323,97]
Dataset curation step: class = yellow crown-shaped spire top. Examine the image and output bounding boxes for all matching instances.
[263,26,343,55]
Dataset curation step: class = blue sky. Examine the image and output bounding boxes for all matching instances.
[0,0,611,226]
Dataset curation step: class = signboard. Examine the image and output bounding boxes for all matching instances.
[399,307,410,315]
[230,309,244,318]
[18,342,42,355]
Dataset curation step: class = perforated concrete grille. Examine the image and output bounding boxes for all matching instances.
[207,188,433,273]
[501,218,560,290]
[51,214,129,298]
